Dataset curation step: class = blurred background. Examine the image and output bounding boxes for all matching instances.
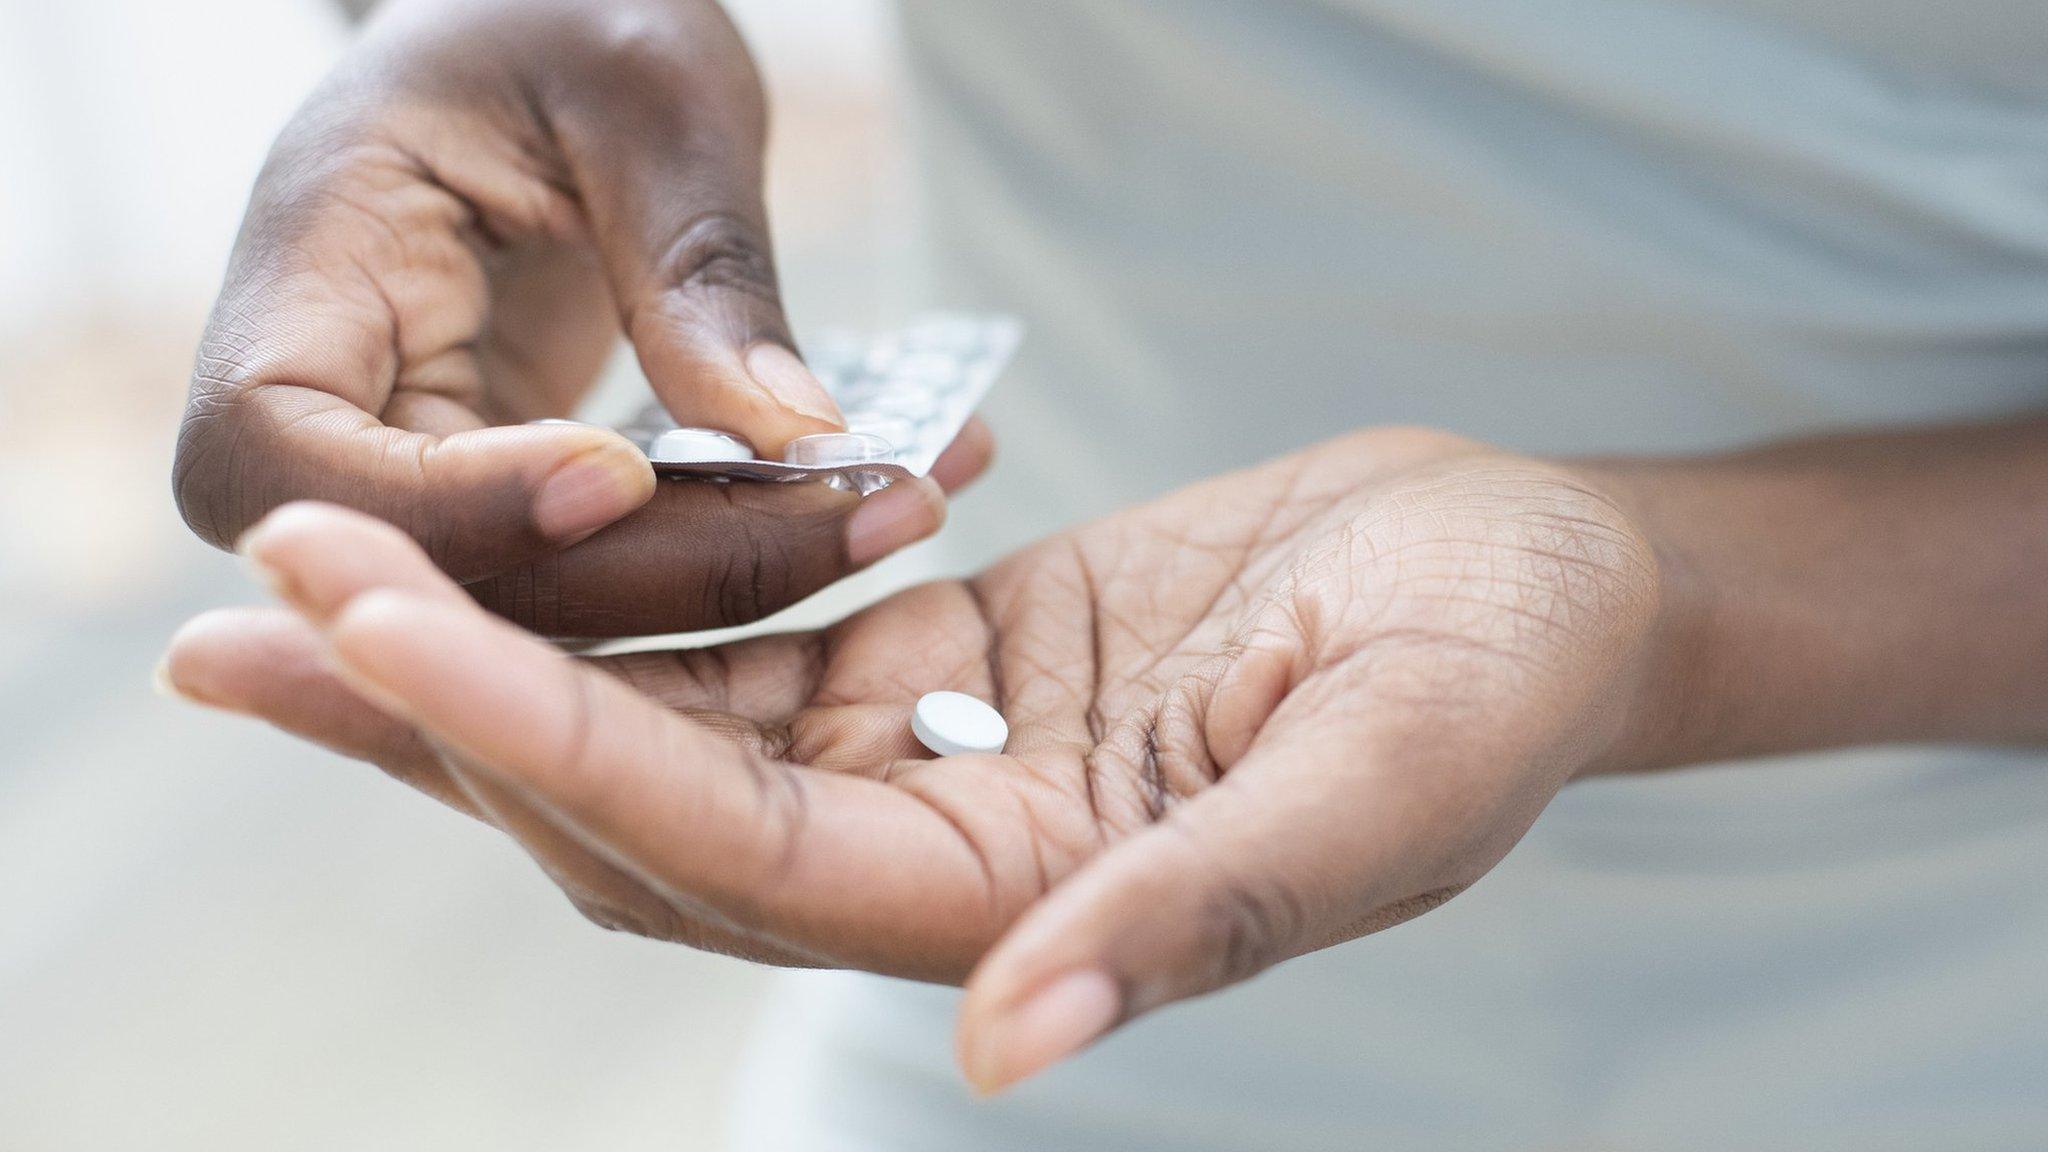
[0,1,912,1146]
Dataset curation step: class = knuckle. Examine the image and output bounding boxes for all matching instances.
[739,757,812,894]
[697,511,799,626]
[555,6,764,119]
[465,563,568,638]
[637,714,809,929]
[568,894,634,933]
[567,892,675,940]
[548,666,610,801]
[582,8,694,74]
[1141,823,1308,1000]
[696,550,758,626]
[1196,873,1294,983]
[654,212,778,304]
[1190,861,1305,992]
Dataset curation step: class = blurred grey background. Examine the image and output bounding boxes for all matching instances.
[0,1,912,1146]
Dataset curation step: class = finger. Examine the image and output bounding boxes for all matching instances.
[236,499,835,719]
[929,416,997,494]
[178,131,654,574]
[955,668,1506,1093]
[159,602,820,963]
[953,782,1382,1094]
[428,736,830,967]
[238,502,479,623]
[228,503,823,957]
[464,475,948,637]
[602,639,825,728]
[239,501,987,965]
[542,8,842,453]
[320,588,996,975]
[180,374,656,579]
[159,607,478,817]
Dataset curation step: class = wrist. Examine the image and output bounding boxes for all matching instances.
[1561,421,2048,775]
[1557,456,1749,778]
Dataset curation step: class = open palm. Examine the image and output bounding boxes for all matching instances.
[167,427,1661,1088]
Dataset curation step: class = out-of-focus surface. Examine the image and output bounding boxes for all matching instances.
[0,1,906,1147]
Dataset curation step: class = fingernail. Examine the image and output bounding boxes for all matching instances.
[964,969,1121,1095]
[238,547,296,604]
[533,444,653,542]
[845,481,941,567]
[235,506,320,602]
[928,418,995,493]
[154,653,223,709]
[745,343,844,428]
[153,656,193,701]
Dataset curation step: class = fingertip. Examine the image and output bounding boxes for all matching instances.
[845,477,947,568]
[237,499,473,621]
[744,342,846,430]
[157,611,232,708]
[638,332,847,459]
[957,967,1122,1095]
[929,416,996,494]
[235,500,330,564]
[530,433,657,544]
[165,605,257,663]
[160,606,308,711]
[238,500,408,584]
[236,501,347,609]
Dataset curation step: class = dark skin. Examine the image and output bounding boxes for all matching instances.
[173,0,988,634]
[174,429,1662,1088]
[168,419,2048,1090]
[169,0,2048,1100]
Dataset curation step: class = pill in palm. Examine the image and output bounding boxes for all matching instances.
[911,691,1008,757]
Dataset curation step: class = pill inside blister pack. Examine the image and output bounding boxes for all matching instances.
[616,313,1021,492]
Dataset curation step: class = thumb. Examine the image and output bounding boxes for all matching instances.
[955,688,1487,1094]
[175,372,657,580]
[545,15,844,454]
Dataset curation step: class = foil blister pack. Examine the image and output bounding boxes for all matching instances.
[615,313,1021,491]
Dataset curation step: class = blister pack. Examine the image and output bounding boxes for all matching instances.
[616,313,1021,491]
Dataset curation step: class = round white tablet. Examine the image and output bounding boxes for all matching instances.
[911,691,1008,757]
[647,427,757,464]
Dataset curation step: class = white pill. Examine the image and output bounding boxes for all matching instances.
[647,427,757,464]
[782,431,896,467]
[911,691,1008,757]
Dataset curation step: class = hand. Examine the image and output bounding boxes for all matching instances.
[174,0,987,633]
[162,428,1663,1090]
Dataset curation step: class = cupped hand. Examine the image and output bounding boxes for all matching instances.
[163,428,1663,1090]
[174,0,987,633]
